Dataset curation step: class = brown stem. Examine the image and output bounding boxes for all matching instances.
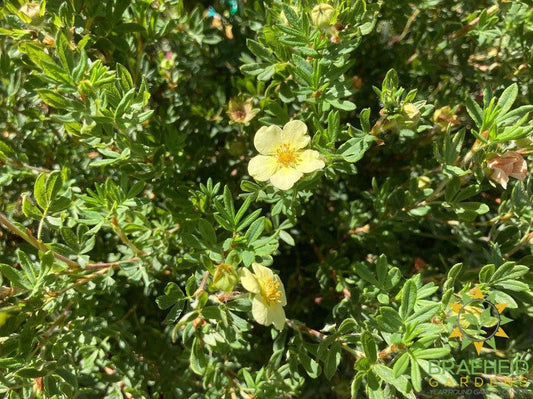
[195,271,210,296]
[286,319,364,358]
[0,212,142,272]
[448,4,499,40]
[285,319,327,340]
[0,212,79,269]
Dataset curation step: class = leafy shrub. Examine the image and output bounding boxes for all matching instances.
[0,0,532,398]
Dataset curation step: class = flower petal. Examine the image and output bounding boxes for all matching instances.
[490,167,509,189]
[251,263,274,280]
[252,296,271,326]
[248,155,278,181]
[270,304,286,330]
[295,149,325,173]
[254,125,283,155]
[281,120,310,149]
[510,158,527,181]
[269,167,303,190]
[240,268,260,294]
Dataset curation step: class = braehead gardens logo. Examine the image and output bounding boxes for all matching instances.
[447,286,510,355]
[426,285,529,394]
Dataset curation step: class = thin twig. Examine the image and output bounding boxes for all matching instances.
[85,257,140,269]
[0,212,142,271]
[448,4,499,40]
[285,319,364,358]
[195,270,210,295]
[3,158,52,174]
[0,212,79,269]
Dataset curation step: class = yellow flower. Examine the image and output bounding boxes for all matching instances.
[240,263,287,330]
[248,120,325,190]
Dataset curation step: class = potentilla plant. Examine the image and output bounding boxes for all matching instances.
[0,1,531,398]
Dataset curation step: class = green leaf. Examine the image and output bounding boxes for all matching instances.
[0,264,32,290]
[245,217,265,243]
[373,364,411,395]
[279,230,295,246]
[393,352,409,378]
[324,341,341,380]
[360,108,371,133]
[465,97,483,128]
[196,220,216,246]
[16,367,47,378]
[37,89,71,108]
[299,350,321,378]
[413,348,450,359]
[494,280,528,292]
[223,186,235,222]
[45,171,63,205]
[190,337,208,375]
[327,110,340,143]
[410,356,422,392]
[338,134,374,163]
[247,39,274,61]
[354,262,379,285]
[406,303,439,325]
[237,209,262,231]
[22,196,43,219]
[338,318,357,335]
[60,227,81,253]
[235,196,253,225]
[17,250,36,285]
[282,4,299,26]
[327,98,356,111]
[376,307,403,332]
[33,173,48,209]
[56,31,74,71]
[361,331,377,363]
[382,69,398,91]
[116,63,133,91]
[497,83,518,115]
[400,280,416,320]
[156,282,185,310]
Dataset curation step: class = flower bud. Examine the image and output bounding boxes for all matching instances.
[310,3,335,28]
[433,105,459,130]
[402,103,420,124]
[212,264,239,293]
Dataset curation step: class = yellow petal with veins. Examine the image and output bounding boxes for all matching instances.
[269,167,303,190]
[248,155,278,181]
[254,125,283,155]
[281,120,310,149]
[252,296,271,326]
[295,149,325,173]
[240,268,260,294]
[270,304,286,330]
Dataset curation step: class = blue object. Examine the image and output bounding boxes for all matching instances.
[228,0,238,15]
[206,6,218,18]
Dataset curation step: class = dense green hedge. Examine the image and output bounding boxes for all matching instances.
[0,1,532,398]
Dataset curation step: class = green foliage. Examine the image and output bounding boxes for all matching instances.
[0,0,532,398]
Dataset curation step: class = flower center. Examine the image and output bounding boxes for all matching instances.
[232,109,246,121]
[276,144,298,167]
[261,278,283,306]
